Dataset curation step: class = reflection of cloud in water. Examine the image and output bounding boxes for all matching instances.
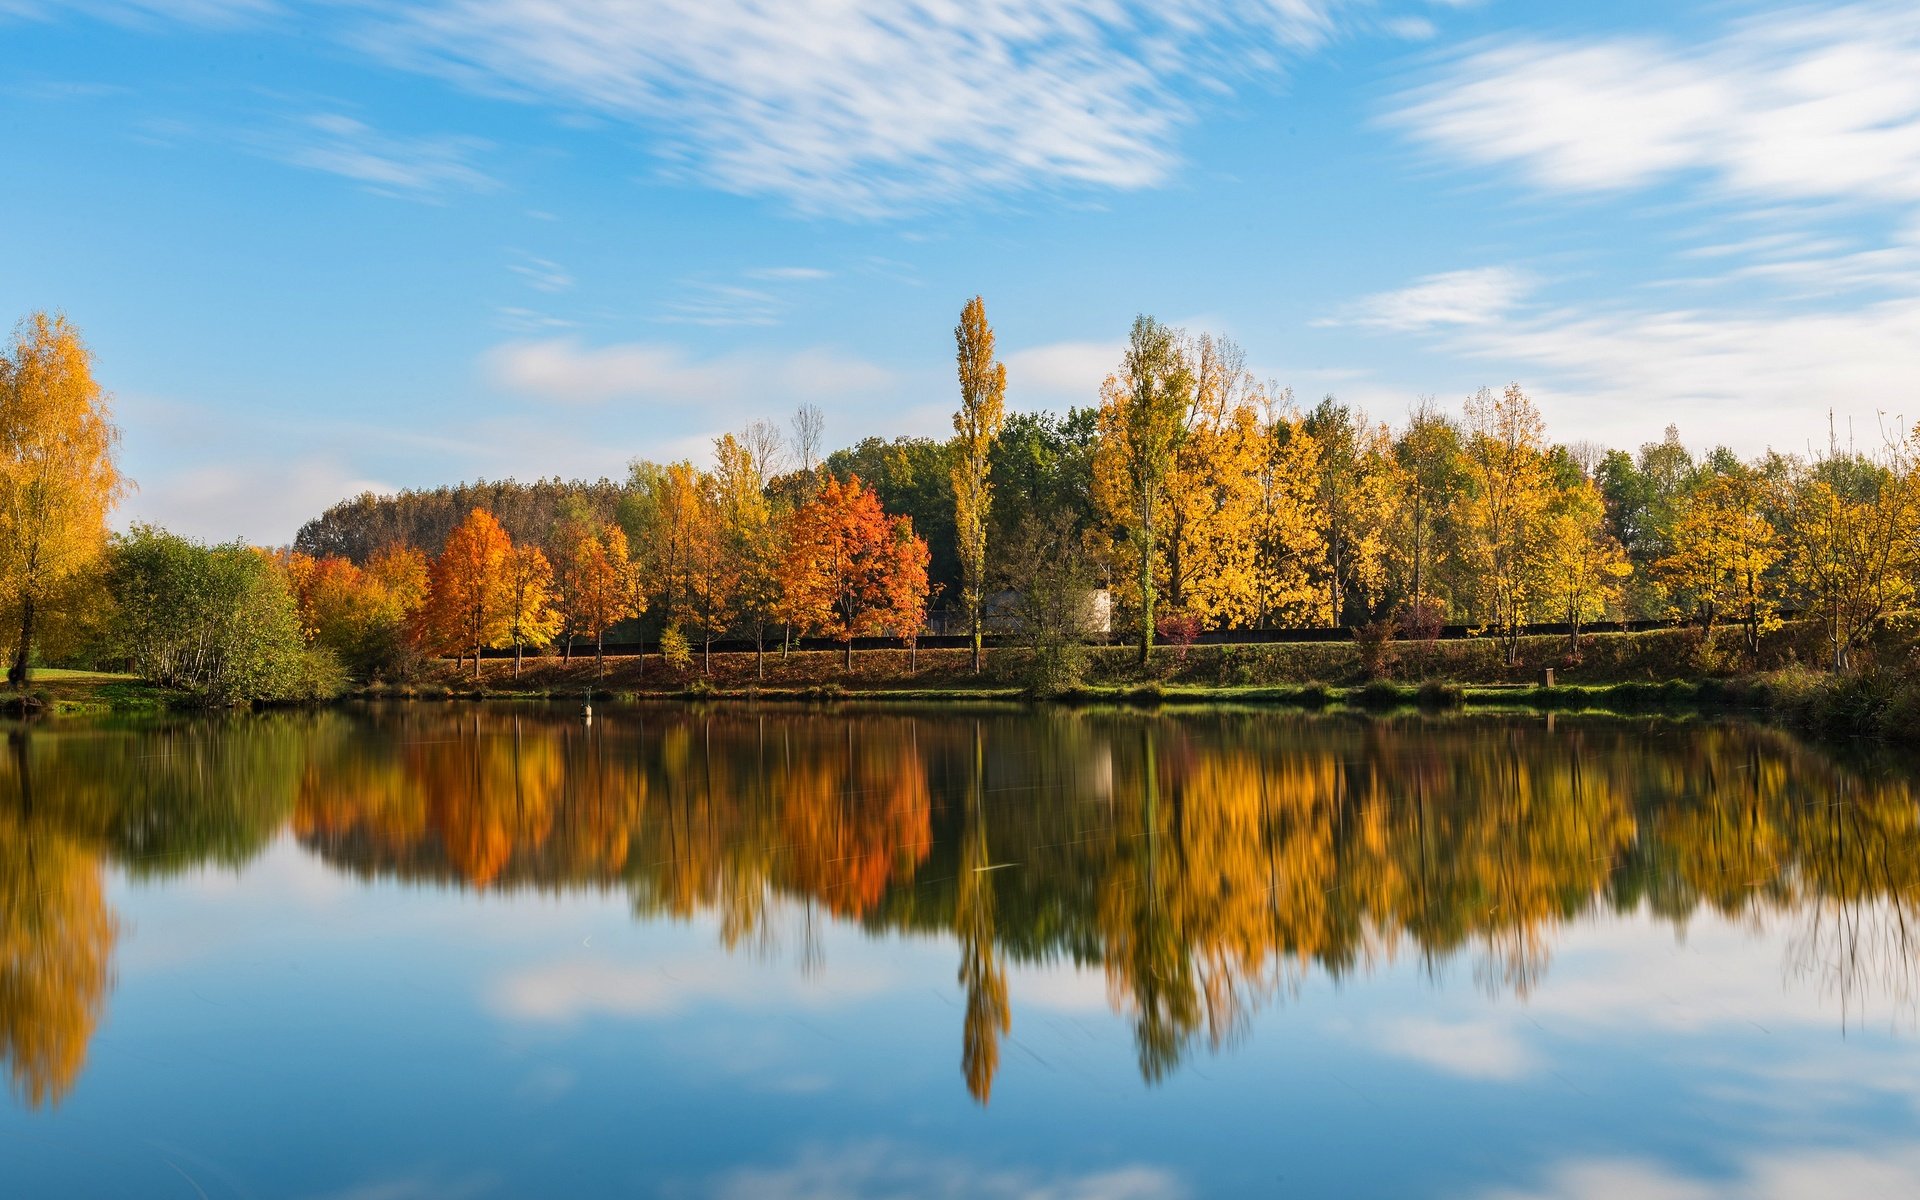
[489,955,903,1024]
[701,1140,1186,1200]
[306,1168,500,1200]
[1370,1016,1539,1081]
[1484,1143,1920,1200]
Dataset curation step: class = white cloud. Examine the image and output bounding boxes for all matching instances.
[482,337,894,407]
[122,454,391,546]
[1005,339,1123,406]
[266,112,495,199]
[1455,292,1920,454]
[1317,266,1533,331]
[357,0,1361,214]
[1389,4,1920,208]
[746,267,832,282]
[705,1141,1187,1200]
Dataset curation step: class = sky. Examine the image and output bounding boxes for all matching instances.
[5,0,1920,544]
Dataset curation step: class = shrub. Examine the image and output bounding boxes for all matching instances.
[107,525,346,705]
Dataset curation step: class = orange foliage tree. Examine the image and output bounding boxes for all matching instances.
[555,518,641,671]
[421,508,512,677]
[779,476,931,669]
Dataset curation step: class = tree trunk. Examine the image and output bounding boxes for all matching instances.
[756,635,765,681]
[703,637,711,675]
[1138,505,1155,667]
[473,643,483,680]
[971,614,982,674]
[596,629,606,676]
[9,590,34,688]
[513,640,523,678]
[909,638,917,675]
[844,638,853,671]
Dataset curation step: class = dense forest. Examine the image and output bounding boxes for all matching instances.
[5,303,1920,702]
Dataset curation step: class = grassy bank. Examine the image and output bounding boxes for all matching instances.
[26,619,1920,740]
[4,668,176,716]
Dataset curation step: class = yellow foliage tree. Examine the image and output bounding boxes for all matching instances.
[1777,452,1917,671]
[1539,480,1631,656]
[713,431,783,677]
[1252,409,1326,628]
[1654,471,1781,658]
[502,543,562,677]
[1460,384,1554,664]
[0,313,125,686]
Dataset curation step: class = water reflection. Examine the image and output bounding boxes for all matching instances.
[5,706,1920,1111]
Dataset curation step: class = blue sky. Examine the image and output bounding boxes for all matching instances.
[5,0,1919,543]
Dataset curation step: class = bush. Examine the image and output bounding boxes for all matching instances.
[1355,680,1407,709]
[1415,680,1464,709]
[107,525,346,705]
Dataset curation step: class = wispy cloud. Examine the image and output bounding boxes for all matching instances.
[505,253,573,293]
[659,283,783,328]
[264,112,495,199]
[482,337,894,406]
[4,0,276,28]
[1316,266,1533,330]
[1388,3,1920,208]
[355,0,1364,215]
[744,266,831,282]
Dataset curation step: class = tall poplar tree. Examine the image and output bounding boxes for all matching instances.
[0,313,124,686]
[950,296,1006,672]
[1093,316,1194,663]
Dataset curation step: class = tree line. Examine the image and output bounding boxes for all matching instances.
[5,303,1920,699]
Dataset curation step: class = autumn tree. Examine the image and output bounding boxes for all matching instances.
[1538,480,1631,656]
[1389,398,1466,624]
[1460,384,1554,665]
[502,543,562,677]
[283,545,429,679]
[1162,336,1269,629]
[556,517,640,671]
[779,476,931,669]
[1303,399,1395,626]
[1655,470,1781,658]
[423,508,512,677]
[1251,404,1325,629]
[0,313,125,686]
[951,296,1007,672]
[714,430,784,677]
[1092,316,1194,663]
[1776,443,1917,671]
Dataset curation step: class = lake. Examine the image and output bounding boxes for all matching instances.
[3,704,1918,1198]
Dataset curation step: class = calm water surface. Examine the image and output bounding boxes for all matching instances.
[4,705,1920,1197]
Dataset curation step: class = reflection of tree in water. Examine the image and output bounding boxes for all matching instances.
[0,734,116,1110]
[10,706,1920,1111]
[0,717,309,1109]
